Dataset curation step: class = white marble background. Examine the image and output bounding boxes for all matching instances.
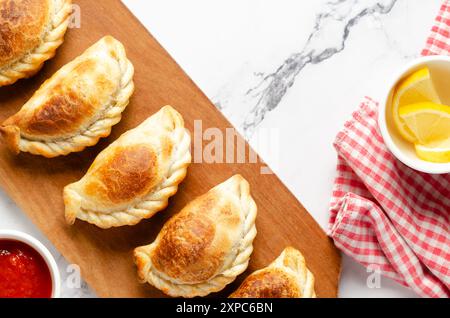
[0,0,443,297]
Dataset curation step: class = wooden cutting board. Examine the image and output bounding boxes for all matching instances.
[0,0,340,297]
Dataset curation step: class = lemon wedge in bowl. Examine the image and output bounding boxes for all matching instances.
[415,139,450,163]
[399,102,450,144]
[392,67,441,143]
[398,102,450,164]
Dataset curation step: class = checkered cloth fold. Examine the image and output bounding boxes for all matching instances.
[328,2,450,298]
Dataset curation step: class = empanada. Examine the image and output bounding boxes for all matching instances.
[229,247,316,298]
[134,174,257,298]
[64,106,191,229]
[0,0,72,86]
[0,36,134,157]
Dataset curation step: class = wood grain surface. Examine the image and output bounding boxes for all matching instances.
[0,0,341,297]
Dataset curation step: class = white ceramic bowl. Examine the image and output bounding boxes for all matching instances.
[0,229,61,298]
[379,55,450,174]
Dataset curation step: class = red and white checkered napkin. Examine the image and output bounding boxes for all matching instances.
[328,2,450,298]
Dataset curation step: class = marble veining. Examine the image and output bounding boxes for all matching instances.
[217,0,399,137]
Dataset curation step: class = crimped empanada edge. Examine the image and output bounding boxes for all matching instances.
[0,0,73,87]
[133,175,258,298]
[0,36,135,158]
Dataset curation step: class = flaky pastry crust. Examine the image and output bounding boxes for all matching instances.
[0,0,72,86]
[229,247,316,298]
[134,174,258,298]
[63,106,191,228]
[0,35,134,157]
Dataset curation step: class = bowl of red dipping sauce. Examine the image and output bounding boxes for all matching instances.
[0,230,60,298]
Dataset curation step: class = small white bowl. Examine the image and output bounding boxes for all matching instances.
[379,55,450,174]
[0,229,61,298]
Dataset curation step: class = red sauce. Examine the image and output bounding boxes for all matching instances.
[0,240,52,298]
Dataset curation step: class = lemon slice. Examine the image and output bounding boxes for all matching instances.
[392,67,441,143]
[415,138,450,163]
[399,102,450,144]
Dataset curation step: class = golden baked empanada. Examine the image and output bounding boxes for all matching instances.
[0,36,134,157]
[229,247,316,298]
[64,106,191,228]
[0,0,72,86]
[134,174,257,298]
